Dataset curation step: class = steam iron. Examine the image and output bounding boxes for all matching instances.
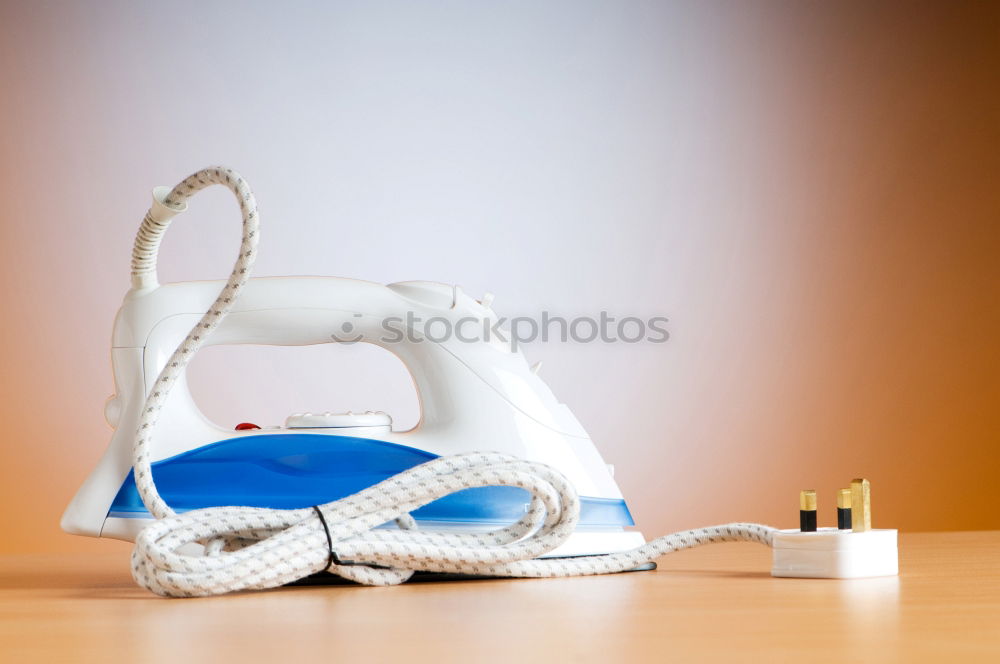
[61,167,646,560]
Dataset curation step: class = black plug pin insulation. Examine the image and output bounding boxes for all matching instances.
[799,490,817,532]
[837,488,852,530]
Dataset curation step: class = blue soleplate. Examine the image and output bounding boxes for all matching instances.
[108,433,634,527]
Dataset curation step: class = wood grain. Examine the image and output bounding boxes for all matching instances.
[1,531,997,663]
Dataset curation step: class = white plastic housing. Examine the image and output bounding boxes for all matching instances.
[61,271,645,558]
[771,528,898,579]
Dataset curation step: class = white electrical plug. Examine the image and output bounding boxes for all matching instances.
[771,527,898,578]
[770,479,898,579]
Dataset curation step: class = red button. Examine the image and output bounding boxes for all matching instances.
[235,422,261,430]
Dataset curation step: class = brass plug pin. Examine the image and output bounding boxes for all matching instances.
[799,489,817,532]
[851,478,871,532]
[837,488,852,530]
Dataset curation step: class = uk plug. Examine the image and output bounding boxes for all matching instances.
[771,479,898,579]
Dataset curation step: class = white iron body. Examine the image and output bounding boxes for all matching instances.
[63,264,645,556]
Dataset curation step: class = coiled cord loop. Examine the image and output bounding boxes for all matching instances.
[127,167,775,597]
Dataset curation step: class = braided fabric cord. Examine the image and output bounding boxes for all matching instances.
[129,167,776,597]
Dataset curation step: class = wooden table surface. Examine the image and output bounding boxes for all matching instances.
[1,531,998,663]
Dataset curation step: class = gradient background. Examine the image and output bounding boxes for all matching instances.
[0,1,997,554]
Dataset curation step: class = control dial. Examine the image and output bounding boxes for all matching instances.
[284,411,392,430]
